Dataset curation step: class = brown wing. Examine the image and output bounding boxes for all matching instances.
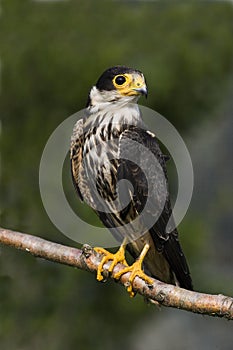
[70,119,86,201]
[118,126,193,290]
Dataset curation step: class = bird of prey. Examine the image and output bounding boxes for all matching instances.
[70,66,193,296]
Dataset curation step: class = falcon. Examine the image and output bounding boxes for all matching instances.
[70,66,193,296]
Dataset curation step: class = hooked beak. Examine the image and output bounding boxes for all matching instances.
[133,86,148,98]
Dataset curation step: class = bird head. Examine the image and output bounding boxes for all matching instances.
[87,66,147,110]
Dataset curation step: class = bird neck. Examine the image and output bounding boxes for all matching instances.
[85,86,143,129]
[87,86,140,113]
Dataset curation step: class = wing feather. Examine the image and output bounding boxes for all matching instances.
[70,119,85,201]
[118,126,193,290]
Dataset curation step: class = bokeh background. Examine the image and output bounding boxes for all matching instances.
[1,1,233,349]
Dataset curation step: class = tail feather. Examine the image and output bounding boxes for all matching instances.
[163,234,193,290]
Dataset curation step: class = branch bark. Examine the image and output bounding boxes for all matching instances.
[0,227,232,320]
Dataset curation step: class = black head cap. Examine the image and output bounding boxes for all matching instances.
[95,66,143,91]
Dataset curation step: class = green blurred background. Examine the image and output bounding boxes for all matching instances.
[1,1,233,349]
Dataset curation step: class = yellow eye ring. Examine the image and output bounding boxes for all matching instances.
[113,74,129,87]
[115,75,126,85]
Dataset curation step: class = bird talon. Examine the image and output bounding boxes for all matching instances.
[94,244,128,282]
[114,243,153,297]
[126,284,135,298]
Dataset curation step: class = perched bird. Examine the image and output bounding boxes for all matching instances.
[70,66,193,296]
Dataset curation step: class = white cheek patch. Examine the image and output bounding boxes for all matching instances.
[88,86,140,113]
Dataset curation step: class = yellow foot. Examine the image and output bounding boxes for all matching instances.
[94,244,128,282]
[114,243,153,297]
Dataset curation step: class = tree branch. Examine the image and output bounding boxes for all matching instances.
[0,227,232,320]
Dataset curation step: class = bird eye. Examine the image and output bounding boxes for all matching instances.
[115,75,126,85]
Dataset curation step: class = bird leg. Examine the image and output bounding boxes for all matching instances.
[114,243,153,297]
[94,239,128,282]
